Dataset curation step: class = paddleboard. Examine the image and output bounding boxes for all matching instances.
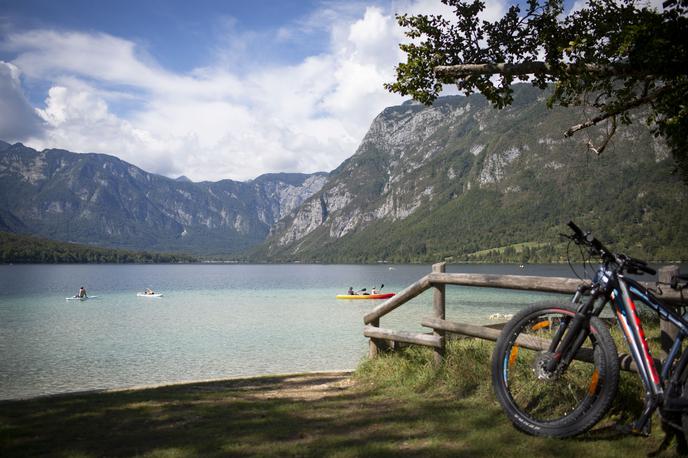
[66,295,98,301]
[137,292,163,297]
[336,293,395,300]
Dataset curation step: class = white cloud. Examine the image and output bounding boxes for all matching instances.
[0,61,44,141]
[32,85,180,175]
[1,0,507,181]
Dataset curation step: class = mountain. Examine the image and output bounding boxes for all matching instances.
[3,85,687,263]
[0,144,327,255]
[257,84,688,263]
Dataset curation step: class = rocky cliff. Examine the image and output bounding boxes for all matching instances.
[258,85,687,262]
[0,144,327,255]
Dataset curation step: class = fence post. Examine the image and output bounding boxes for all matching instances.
[659,265,681,358]
[432,262,446,364]
[369,318,381,358]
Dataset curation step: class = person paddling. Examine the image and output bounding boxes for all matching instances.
[77,286,87,298]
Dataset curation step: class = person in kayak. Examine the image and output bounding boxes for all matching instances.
[371,287,378,295]
[77,286,87,298]
[349,287,368,295]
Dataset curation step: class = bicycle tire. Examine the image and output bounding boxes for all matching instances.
[491,302,619,437]
[676,364,688,447]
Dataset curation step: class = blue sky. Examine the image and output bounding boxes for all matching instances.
[2,1,335,77]
[0,0,565,181]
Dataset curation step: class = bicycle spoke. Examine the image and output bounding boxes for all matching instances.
[502,311,603,423]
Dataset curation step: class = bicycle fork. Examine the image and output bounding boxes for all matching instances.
[612,280,664,435]
[544,286,594,374]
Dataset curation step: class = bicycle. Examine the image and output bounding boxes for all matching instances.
[491,221,688,439]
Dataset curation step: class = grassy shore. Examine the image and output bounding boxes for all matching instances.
[1,339,684,457]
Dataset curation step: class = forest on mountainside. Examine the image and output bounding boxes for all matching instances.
[0,232,198,264]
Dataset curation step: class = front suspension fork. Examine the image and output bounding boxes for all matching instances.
[544,286,596,373]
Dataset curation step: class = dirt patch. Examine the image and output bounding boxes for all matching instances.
[244,372,355,401]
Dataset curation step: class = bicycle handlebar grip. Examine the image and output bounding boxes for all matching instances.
[626,256,655,275]
[640,265,657,276]
[567,221,584,238]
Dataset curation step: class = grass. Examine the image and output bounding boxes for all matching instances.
[0,333,684,457]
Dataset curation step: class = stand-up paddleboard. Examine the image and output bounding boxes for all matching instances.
[137,292,163,297]
[66,295,98,301]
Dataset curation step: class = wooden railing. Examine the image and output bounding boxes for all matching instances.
[363,262,684,370]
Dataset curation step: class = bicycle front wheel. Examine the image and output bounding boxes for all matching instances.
[491,303,619,437]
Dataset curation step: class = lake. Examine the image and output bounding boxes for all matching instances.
[0,263,580,400]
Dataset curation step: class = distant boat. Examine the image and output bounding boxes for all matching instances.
[336,293,395,300]
[137,292,163,298]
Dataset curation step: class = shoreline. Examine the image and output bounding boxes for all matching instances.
[0,369,354,403]
[1,365,663,456]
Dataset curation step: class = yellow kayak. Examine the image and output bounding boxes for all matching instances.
[336,293,395,300]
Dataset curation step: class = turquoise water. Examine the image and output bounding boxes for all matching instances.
[0,264,572,400]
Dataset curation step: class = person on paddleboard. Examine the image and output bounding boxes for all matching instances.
[77,286,87,298]
[145,288,155,295]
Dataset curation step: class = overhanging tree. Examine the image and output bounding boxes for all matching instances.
[386,0,688,180]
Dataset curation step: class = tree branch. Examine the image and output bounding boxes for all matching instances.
[434,62,640,79]
[564,86,670,137]
[586,116,617,156]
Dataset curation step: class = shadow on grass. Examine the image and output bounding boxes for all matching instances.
[0,373,676,457]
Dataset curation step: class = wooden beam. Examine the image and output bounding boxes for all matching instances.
[426,272,686,304]
[659,265,681,358]
[421,317,658,373]
[432,262,447,364]
[368,318,381,358]
[364,325,443,348]
[427,272,583,294]
[422,317,502,342]
[363,275,431,324]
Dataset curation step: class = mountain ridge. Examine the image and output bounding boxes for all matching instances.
[0,143,327,255]
[2,84,687,262]
[255,85,688,263]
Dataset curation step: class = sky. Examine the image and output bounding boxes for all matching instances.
[0,0,565,182]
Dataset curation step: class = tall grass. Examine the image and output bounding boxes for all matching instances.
[355,333,650,427]
[356,338,497,399]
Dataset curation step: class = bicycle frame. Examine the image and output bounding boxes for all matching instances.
[494,221,688,438]
[597,270,688,431]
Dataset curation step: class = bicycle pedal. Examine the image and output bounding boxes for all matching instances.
[615,423,651,436]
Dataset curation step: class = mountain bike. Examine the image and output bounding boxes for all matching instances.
[491,221,688,439]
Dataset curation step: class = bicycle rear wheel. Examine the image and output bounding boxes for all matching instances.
[491,303,619,437]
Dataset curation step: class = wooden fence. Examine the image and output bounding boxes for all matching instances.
[363,262,684,372]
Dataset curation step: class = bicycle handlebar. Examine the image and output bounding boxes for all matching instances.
[566,221,656,276]
[567,221,585,239]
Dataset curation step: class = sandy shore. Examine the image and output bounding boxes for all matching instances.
[2,370,355,402]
